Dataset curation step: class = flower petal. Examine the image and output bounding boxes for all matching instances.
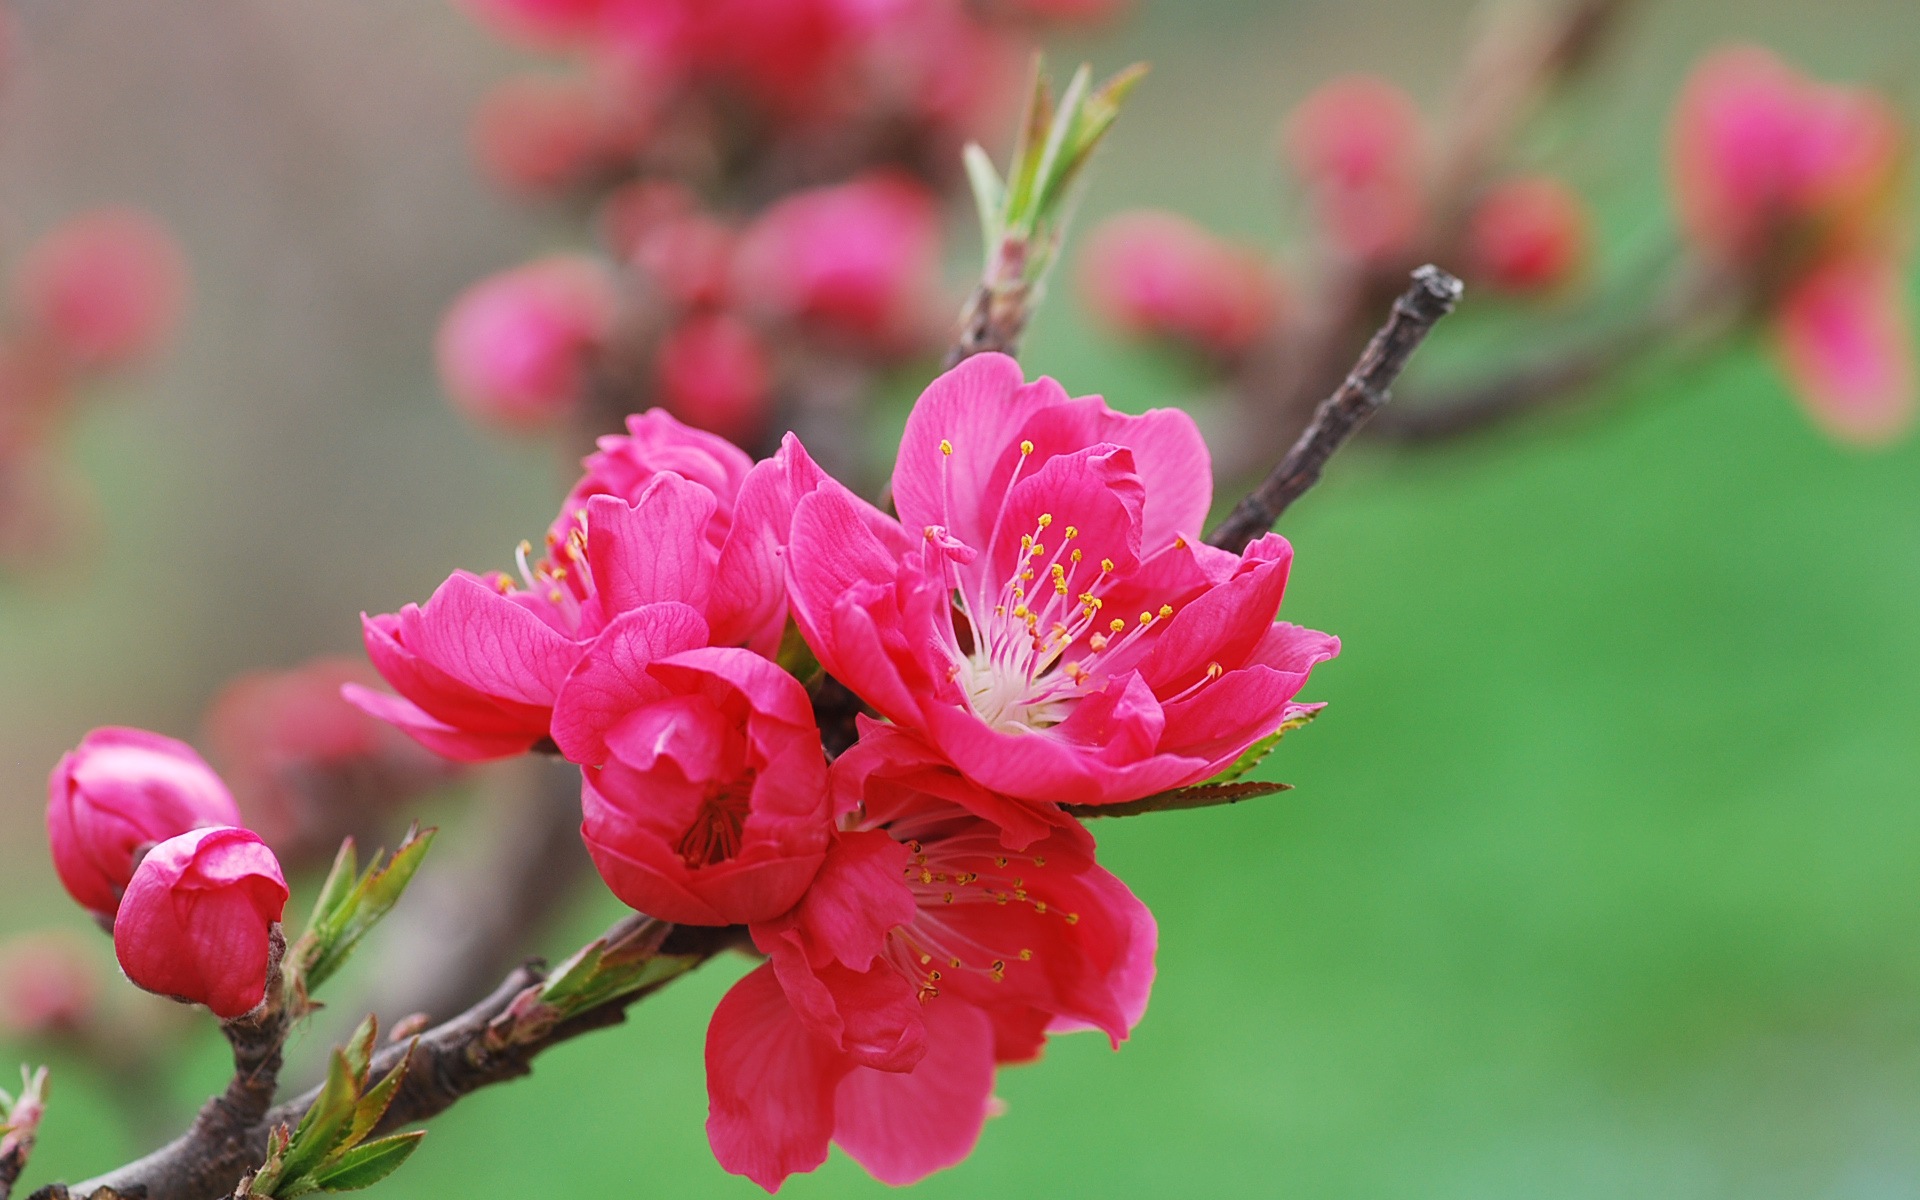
[831,998,997,1187]
[706,963,849,1193]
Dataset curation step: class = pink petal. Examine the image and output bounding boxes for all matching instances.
[1014,395,1213,552]
[831,998,998,1186]
[706,963,848,1192]
[709,435,830,653]
[892,352,1058,550]
[792,829,917,970]
[583,472,718,615]
[548,602,711,763]
[1136,532,1295,693]
[339,684,536,762]
[402,572,582,706]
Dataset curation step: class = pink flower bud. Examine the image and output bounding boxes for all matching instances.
[47,727,242,921]
[555,643,832,926]
[732,172,942,347]
[1465,175,1591,294]
[1772,255,1916,446]
[1284,75,1429,263]
[12,209,189,372]
[1669,46,1904,270]
[655,313,772,445]
[1078,210,1280,355]
[473,73,647,199]
[112,827,288,1020]
[0,933,99,1039]
[436,256,618,433]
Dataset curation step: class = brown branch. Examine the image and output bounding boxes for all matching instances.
[1207,266,1463,554]
[944,278,1033,369]
[55,922,740,1200]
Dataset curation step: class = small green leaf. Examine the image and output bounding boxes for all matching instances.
[308,840,359,932]
[277,1050,360,1186]
[341,1016,378,1087]
[307,1133,426,1193]
[303,827,436,993]
[962,142,1007,262]
[345,1046,413,1148]
[1211,706,1321,784]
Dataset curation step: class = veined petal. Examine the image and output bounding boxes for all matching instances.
[831,998,997,1187]
[706,963,847,1193]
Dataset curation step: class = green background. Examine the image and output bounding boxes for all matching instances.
[4,0,1919,1196]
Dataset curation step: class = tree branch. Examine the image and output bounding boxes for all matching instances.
[1207,266,1463,553]
[52,922,740,1200]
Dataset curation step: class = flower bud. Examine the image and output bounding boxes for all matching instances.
[1283,75,1428,263]
[1078,210,1280,355]
[1465,176,1591,294]
[112,826,288,1020]
[554,642,832,926]
[731,173,941,348]
[655,313,772,445]
[47,727,242,921]
[554,407,753,552]
[0,933,99,1039]
[13,208,189,372]
[435,255,618,433]
[473,73,646,199]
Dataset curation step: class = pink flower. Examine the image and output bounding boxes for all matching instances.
[0,934,99,1039]
[732,173,943,348]
[47,727,242,921]
[1078,210,1279,355]
[554,635,832,925]
[13,209,189,372]
[435,256,618,433]
[1284,76,1428,264]
[206,658,453,864]
[1772,256,1916,445]
[656,314,773,445]
[682,0,871,118]
[350,426,813,757]
[1465,175,1591,294]
[1669,46,1904,270]
[457,0,611,49]
[705,738,1156,1190]
[630,211,737,310]
[786,353,1339,808]
[112,827,288,1020]
[472,73,649,199]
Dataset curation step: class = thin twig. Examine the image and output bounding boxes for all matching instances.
[55,923,740,1200]
[1062,781,1291,820]
[1207,266,1463,554]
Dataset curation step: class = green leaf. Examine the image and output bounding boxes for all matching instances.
[307,839,359,933]
[1210,706,1321,784]
[345,1046,412,1148]
[1064,780,1292,820]
[302,827,436,993]
[277,1050,360,1187]
[962,142,1007,263]
[340,1015,378,1086]
[306,1133,426,1193]
[538,917,703,1020]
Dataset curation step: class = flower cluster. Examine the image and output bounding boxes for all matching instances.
[1668,46,1913,444]
[437,0,1127,445]
[45,728,287,1020]
[0,208,188,571]
[350,353,1335,1188]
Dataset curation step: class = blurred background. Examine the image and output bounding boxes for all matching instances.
[3,0,1920,1195]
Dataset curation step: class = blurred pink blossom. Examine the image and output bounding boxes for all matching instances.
[1465,175,1591,294]
[435,255,618,433]
[12,208,189,372]
[1078,209,1280,354]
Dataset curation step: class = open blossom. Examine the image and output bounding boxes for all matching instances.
[1078,210,1280,355]
[435,255,618,433]
[1465,175,1591,294]
[13,209,189,372]
[1284,75,1428,263]
[47,727,242,920]
[732,173,943,347]
[554,634,831,926]
[1669,46,1903,270]
[786,353,1338,808]
[706,733,1156,1190]
[112,826,288,1020]
[350,416,815,759]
